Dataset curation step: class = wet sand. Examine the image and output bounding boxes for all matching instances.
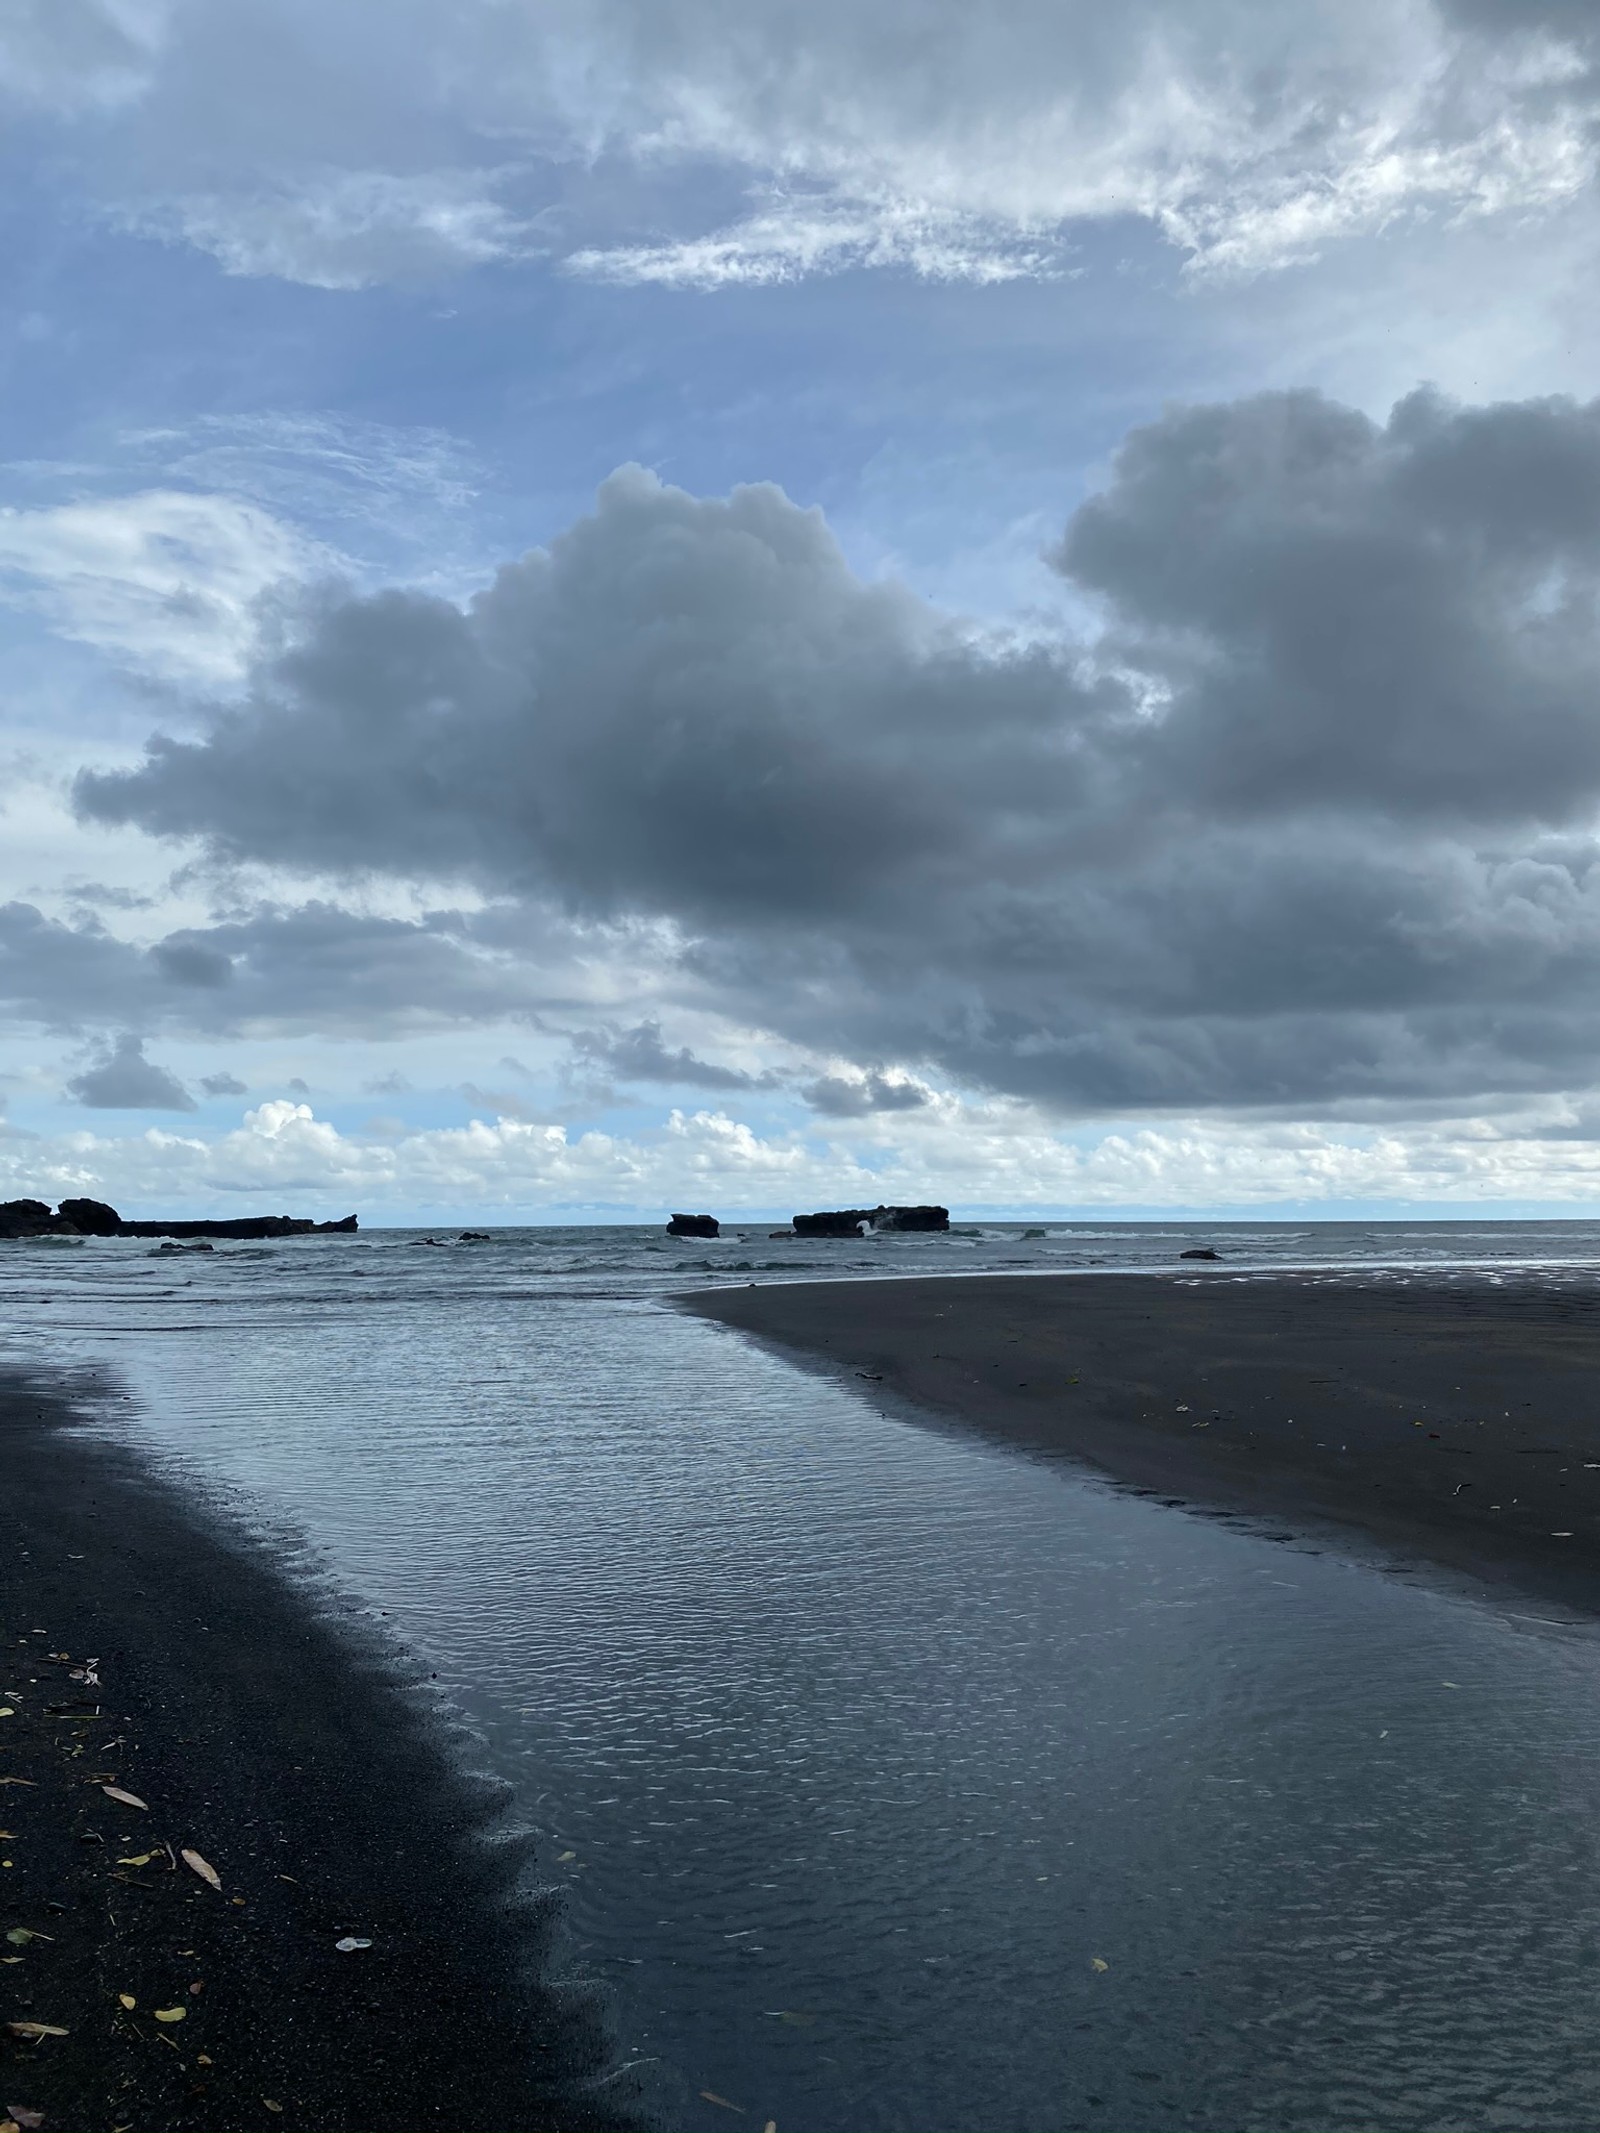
[684,1273,1600,1617]
[0,1371,637,2133]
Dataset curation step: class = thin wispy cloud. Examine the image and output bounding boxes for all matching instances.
[6,0,1598,289]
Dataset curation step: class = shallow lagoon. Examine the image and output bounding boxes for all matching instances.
[10,1227,1600,2129]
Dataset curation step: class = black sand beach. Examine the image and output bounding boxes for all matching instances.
[0,1372,636,2133]
[685,1272,1600,1617]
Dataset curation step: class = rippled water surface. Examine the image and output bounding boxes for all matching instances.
[8,1222,1600,2129]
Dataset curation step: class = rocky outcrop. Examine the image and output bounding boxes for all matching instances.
[792,1204,950,1237]
[1179,1247,1220,1260]
[667,1212,720,1238]
[0,1198,359,1240]
[0,1199,72,1238]
[58,1196,121,1236]
[871,1204,949,1232]
[792,1209,871,1236]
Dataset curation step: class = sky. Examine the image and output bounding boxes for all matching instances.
[6,0,1600,1223]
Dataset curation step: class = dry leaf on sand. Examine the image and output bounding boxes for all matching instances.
[100,1787,147,1811]
[181,1849,221,1891]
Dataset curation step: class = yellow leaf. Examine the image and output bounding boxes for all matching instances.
[1091,1957,1110,1973]
[6,2021,68,2039]
[100,1786,147,1811]
[117,1852,156,1867]
[556,1850,577,1862]
[263,2101,283,2114]
[197,2054,213,2066]
[153,2006,186,2024]
[181,1849,221,1891]
[0,1711,13,1720]
[119,1993,136,2010]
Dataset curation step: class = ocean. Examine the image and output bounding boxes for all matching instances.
[7,1218,1600,2130]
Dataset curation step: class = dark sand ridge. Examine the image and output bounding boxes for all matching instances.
[683,1273,1600,1619]
[0,1372,640,2133]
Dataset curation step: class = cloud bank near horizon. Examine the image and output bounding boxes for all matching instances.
[17,1089,1600,1224]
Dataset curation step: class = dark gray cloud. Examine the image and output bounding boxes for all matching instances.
[1440,0,1598,43]
[200,1070,248,1095]
[65,882,159,912]
[150,938,233,987]
[71,392,1600,1112]
[68,1033,196,1111]
[79,468,1084,918]
[568,1018,773,1090]
[1058,389,1600,824]
[802,1071,932,1116]
[0,897,570,1039]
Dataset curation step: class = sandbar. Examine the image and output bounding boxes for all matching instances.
[684,1272,1600,1617]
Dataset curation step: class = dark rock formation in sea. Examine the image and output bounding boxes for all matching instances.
[667,1212,720,1237]
[1180,1247,1220,1260]
[59,1195,122,1235]
[793,1209,870,1236]
[0,1198,73,1237]
[793,1204,951,1237]
[871,1204,950,1232]
[0,1198,360,1240]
